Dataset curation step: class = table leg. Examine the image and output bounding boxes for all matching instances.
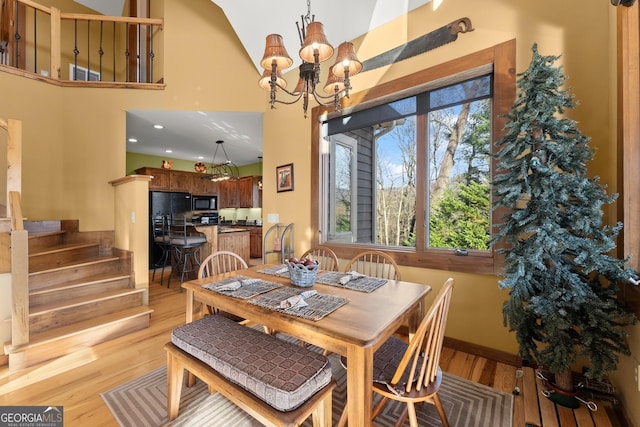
[346,344,374,427]
[186,289,194,323]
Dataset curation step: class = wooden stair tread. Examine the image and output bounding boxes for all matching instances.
[27,230,66,239]
[29,272,131,296]
[30,287,145,314]
[6,306,154,353]
[29,241,99,257]
[28,255,120,275]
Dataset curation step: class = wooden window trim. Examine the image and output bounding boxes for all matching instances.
[310,40,516,276]
[617,4,640,310]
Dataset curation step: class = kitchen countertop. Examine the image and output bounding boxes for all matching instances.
[218,227,250,234]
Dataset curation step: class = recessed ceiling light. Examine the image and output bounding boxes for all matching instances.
[153,124,164,129]
[165,149,173,153]
[128,138,138,143]
[197,156,204,159]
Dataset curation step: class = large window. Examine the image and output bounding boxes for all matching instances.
[311,41,516,275]
[325,76,492,251]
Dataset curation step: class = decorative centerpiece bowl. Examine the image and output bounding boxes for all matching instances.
[286,259,319,287]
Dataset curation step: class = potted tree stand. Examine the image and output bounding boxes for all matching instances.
[493,44,638,408]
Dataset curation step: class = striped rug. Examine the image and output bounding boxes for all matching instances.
[102,353,513,426]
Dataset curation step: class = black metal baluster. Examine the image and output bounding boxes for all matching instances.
[73,19,79,80]
[149,25,154,83]
[14,1,21,68]
[125,23,130,82]
[98,21,104,81]
[137,23,141,83]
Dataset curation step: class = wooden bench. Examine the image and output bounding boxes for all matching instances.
[164,314,336,427]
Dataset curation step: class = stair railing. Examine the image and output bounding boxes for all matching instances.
[0,0,164,85]
[1,117,29,355]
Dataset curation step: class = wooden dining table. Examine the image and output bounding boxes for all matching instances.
[181,264,431,427]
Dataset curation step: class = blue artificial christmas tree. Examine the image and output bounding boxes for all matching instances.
[493,44,637,405]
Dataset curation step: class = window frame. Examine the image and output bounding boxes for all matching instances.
[310,40,516,275]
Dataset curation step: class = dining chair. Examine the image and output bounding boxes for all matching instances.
[151,215,171,285]
[338,277,455,427]
[300,245,340,271]
[197,251,255,326]
[344,250,401,280]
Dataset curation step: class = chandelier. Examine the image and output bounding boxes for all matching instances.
[206,140,239,182]
[257,0,363,117]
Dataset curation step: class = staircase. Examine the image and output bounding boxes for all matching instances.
[4,220,153,370]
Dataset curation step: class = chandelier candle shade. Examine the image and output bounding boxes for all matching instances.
[258,0,362,117]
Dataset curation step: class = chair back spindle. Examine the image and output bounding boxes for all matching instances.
[300,245,339,272]
[344,250,401,280]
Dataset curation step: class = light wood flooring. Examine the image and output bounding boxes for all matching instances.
[0,272,625,426]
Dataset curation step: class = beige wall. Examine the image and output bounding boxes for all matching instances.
[2,0,638,422]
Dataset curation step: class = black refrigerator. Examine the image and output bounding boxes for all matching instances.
[149,191,192,267]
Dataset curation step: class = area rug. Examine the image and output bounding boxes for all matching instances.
[102,354,513,426]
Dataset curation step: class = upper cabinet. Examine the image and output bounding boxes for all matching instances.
[239,176,262,208]
[169,170,191,193]
[191,173,218,195]
[218,176,262,208]
[134,167,218,196]
[219,179,239,208]
[135,167,170,190]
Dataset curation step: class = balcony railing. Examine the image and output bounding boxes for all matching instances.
[0,0,163,87]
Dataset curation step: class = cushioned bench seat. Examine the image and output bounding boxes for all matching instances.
[170,313,332,412]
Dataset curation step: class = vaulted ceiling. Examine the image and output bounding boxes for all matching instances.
[80,0,432,166]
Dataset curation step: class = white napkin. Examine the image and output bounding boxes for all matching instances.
[241,278,260,285]
[216,281,241,291]
[280,290,318,309]
[339,271,366,285]
[274,266,288,274]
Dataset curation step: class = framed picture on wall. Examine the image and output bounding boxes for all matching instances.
[276,163,294,192]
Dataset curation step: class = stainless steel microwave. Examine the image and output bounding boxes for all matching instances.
[192,195,217,211]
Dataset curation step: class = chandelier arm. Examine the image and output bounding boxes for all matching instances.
[311,90,340,110]
[272,81,305,98]
[270,84,305,105]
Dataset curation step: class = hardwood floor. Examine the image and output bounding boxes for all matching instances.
[0,272,623,426]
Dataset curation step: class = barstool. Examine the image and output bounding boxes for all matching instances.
[167,217,207,288]
[151,215,171,285]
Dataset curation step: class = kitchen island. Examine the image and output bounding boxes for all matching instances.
[193,224,250,264]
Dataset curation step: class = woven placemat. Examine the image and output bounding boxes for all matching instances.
[249,287,349,321]
[202,276,282,299]
[315,272,388,293]
[256,264,290,277]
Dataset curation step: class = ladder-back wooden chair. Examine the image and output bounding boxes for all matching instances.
[338,278,455,427]
[344,250,401,280]
[300,245,340,272]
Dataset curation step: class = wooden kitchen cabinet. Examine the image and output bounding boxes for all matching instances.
[191,173,218,195]
[219,179,239,208]
[249,226,263,258]
[239,176,262,208]
[217,230,250,263]
[169,170,192,192]
[135,167,170,190]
